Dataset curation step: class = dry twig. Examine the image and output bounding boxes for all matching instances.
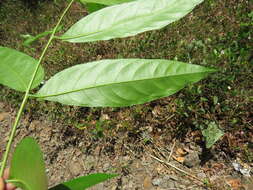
[150,154,203,184]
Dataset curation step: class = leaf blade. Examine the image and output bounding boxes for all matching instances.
[79,0,134,6]
[85,3,107,13]
[49,173,117,190]
[36,59,215,107]
[9,137,48,190]
[0,46,44,92]
[60,0,203,43]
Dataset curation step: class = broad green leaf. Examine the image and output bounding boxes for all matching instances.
[79,0,135,14]
[79,0,134,6]
[79,0,134,13]
[201,122,224,148]
[35,59,215,107]
[85,3,107,13]
[9,137,48,190]
[49,173,117,190]
[59,0,203,43]
[0,46,44,92]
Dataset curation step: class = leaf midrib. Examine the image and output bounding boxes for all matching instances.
[35,70,213,99]
[60,0,197,40]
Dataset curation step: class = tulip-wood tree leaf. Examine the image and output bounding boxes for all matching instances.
[35,59,216,107]
[0,46,44,92]
[49,173,117,190]
[79,0,135,13]
[59,0,203,43]
[85,3,107,13]
[9,137,48,190]
[79,0,134,6]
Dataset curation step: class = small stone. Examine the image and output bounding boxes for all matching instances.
[197,172,207,179]
[232,161,251,176]
[152,177,162,186]
[232,162,241,171]
[240,168,251,177]
[183,151,201,168]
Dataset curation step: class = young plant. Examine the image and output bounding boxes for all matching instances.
[0,0,214,189]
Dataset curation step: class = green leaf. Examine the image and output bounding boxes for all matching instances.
[0,46,44,92]
[79,0,134,6]
[49,173,117,190]
[35,59,215,107]
[59,0,203,43]
[85,3,107,13]
[9,137,48,190]
[79,0,135,14]
[201,122,224,148]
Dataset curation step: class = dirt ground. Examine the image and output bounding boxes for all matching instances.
[0,0,253,189]
[1,101,253,190]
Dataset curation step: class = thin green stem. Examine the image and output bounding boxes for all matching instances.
[6,179,31,190]
[6,179,24,185]
[0,0,75,177]
[6,179,22,183]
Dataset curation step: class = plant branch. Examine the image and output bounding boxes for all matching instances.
[0,0,75,177]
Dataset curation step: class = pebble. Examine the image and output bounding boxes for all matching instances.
[152,177,163,186]
[183,151,201,168]
[197,172,207,178]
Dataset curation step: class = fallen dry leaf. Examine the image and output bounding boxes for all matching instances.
[176,148,187,156]
[143,176,152,189]
[173,156,185,163]
[226,178,242,190]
